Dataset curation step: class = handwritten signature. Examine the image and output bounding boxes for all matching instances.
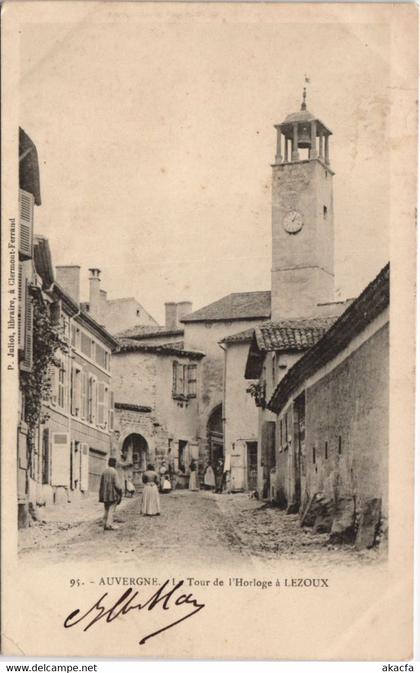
[64,579,205,645]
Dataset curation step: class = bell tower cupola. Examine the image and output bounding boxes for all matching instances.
[271,88,335,320]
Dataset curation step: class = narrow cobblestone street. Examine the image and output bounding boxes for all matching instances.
[19,491,383,570]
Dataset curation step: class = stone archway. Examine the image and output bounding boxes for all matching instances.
[121,433,149,490]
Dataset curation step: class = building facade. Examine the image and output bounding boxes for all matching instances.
[26,239,119,513]
[111,339,205,488]
[17,129,42,527]
[181,292,271,471]
[267,265,389,545]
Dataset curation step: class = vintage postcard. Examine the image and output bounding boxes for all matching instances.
[1,1,417,661]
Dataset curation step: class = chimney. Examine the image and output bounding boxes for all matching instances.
[165,301,192,329]
[89,268,101,320]
[165,302,177,330]
[55,266,80,304]
[177,301,193,324]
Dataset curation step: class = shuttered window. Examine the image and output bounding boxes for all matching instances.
[187,364,197,398]
[81,370,87,419]
[58,357,66,409]
[172,362,178,395]
[95,343,107,369]
[71,367,82,416]
[48,364,58,406]
[97,381,106,427]
[19,189,34,259]
[88,376,97,423]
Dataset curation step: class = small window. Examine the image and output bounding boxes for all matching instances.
[312,447,316,464]
[325,441,328,459]
[338,435,342,455]
[136,309,141,317]
[323,205,328,218]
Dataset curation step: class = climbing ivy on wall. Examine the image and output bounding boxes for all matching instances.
[20,293,67,460]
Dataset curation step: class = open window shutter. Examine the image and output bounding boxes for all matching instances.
[178,364,184,396]
[172,362,178,395]
[19,189,34,260]
[81,371,87,419]
[187,364,197,397]
[97,381,105,427]
[70,366,75,415]
[80,443,89,492]
[92,378,97,423]
[42,428,50,484]
[51,432,70,486]
[76,370,82,416]
[21,279,33,372]
[47,364,57,405]
[18,263,25,351]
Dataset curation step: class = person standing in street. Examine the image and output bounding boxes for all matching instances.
[215,458,224,493]
[99,457,123,531]
[189,459,199,491]
[141,464,161,516]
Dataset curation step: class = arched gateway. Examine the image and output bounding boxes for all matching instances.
[121,433,149,490]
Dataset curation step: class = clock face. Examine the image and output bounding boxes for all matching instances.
[283,210,304,234]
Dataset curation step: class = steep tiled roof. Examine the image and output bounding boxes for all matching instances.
[115,338,205,360]
[181,291,271,323]
[116,325,184,340]
[244,316,338,379]
[255,317,337,352]
[268,263,390,413]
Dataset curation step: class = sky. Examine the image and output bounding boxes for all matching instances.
[19,4,390,324]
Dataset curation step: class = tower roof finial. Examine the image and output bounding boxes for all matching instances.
[301,86,307,111]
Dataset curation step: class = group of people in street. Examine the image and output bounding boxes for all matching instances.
[99,455,229,530]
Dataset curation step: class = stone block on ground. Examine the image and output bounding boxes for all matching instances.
[328,496,356,544]
[313,496,335,534]
[300,492,325,528]
[355,497,382,550]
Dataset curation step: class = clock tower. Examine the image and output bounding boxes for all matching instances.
[271,89,335,319]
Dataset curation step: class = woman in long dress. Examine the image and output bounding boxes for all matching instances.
[141,464,160,516]
[203,462,216,490]
[189,460,199,491]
